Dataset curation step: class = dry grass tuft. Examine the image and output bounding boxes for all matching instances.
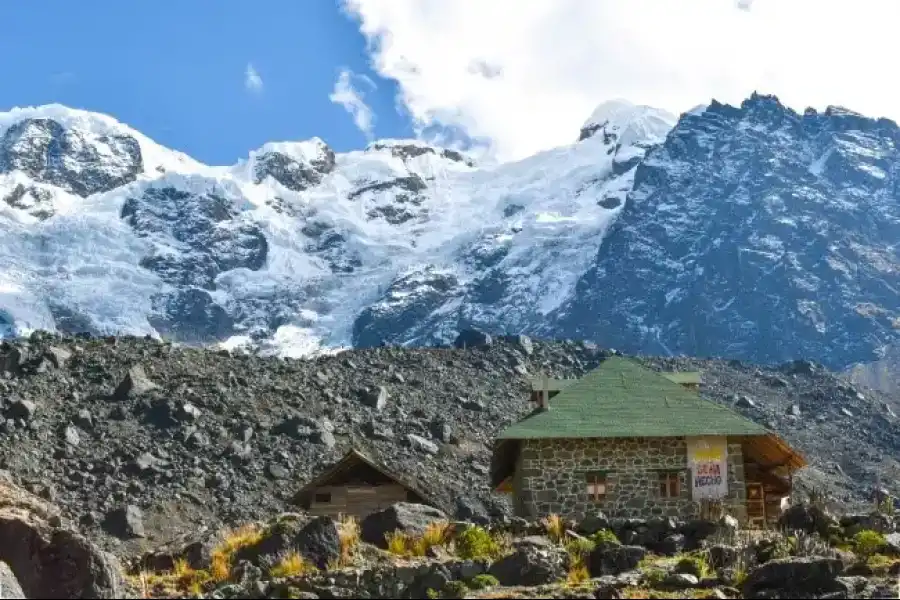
[208,522,265,583]
[386,530,414,556]
[270,551,312,578]
[543,513,566,544]
[338,514,361,561]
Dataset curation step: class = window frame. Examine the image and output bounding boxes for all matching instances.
[658,471,681,499]
[585,471,608,502]
[314,491,332,504]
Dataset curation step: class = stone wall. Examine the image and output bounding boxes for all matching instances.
[513,437,747,521]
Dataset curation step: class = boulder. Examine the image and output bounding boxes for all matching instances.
[358,386,389,411]
[708,544,739,569]
[488,544,567,586]
[0,561,25,599]
[577,512,610,536]
[407,433,439,455]
[453,496,491,526]
[839,512,893,536]
[103,504,146,539]
[453,329,492,349]
[113,365,158,399]
[778,503,839,537]
[0,481,122,598]
[588,544,647,577]
[235,517,306,566]
[360,503,447,548]
[742,557,843,598]
[295,517,341,570]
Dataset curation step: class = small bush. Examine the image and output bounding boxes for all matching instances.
[867,553,896,574]
[590,529,620,546]
[455,525,503,560]
[543,513,566,544]
[853,530,887,560]
[467,574,499,590]
[270,551,311,578]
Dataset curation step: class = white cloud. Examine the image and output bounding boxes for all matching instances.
[245,63,264,94]
[344,0,900,162]
[330,68,377,139]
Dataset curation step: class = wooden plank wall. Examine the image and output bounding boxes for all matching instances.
[307,484,412,518]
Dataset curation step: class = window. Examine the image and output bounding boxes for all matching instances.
[314,492,332,503]
[585,472,607,502]
[658,472,681,498]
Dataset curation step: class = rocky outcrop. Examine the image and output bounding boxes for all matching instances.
[0,118,142,196]
[0,479,122,599]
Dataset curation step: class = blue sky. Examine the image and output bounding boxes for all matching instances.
[0,1,413,164]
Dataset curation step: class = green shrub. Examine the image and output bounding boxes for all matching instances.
[442,580,469,599]
[853,530,887,560]
[674,553,710,578]
[455,525,502,560]
[565,537,596,559]
[641,566,667,587]
[590,529,620,546]
[467,574,499,590]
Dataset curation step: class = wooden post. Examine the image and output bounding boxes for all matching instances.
[541,372,549,410]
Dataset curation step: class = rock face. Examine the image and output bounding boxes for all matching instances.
[552,95,900,370]
[0,480,122,599]
[13,98,900,373]
[0,117,142,197]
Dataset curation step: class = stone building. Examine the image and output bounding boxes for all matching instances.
[293,448,438,519]
[491,357,805,525]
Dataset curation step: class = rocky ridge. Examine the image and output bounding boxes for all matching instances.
[0,333,898,558]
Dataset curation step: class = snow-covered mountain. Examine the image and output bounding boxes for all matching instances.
[3,94,900,370]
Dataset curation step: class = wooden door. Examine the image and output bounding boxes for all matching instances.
[746,483,766,528]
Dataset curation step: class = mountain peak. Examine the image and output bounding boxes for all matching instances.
[578,99,676,145]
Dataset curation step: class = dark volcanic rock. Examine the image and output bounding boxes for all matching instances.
[588,544,647,577]
[742,556,843,598]
[295,517,341,570]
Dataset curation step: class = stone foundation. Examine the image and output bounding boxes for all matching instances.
[513,437,747,522]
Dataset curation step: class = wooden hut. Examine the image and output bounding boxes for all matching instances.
[292,448,438,518]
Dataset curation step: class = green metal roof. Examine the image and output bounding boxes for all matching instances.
[528,378,575,392]
[500,357,767,440]
[661,371,702,385]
